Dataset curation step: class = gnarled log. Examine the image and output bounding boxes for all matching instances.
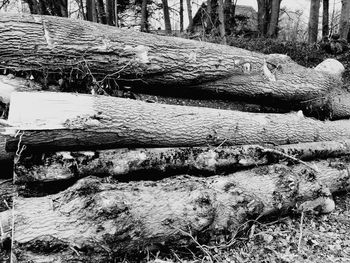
[5,92,350,152]
[13,158,350,262]
[14,140,350,183]
[0,14,348,118]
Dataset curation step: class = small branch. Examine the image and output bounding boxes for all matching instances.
[297,211,304,253]
[256,145,319,173]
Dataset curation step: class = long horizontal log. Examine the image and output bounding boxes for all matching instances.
[0,14,348,119]
[14,140,350,183]
[13,158,349,262]
[5,91,350,152]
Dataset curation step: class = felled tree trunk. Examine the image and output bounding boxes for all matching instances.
[14,140,350,183]
[0,14,347,118]
[5,92,350,152]
[13,158,349,262]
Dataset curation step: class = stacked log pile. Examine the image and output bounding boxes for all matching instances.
[0,14,350,262]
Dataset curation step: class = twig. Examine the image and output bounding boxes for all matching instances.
[297,211,304,253]
[256,145,319,173]
[173,226,213,263]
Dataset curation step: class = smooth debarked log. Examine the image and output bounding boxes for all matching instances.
[5,92,350,152]
[14,140,350,183]
[0,14,348,118]
[13,158,349,262]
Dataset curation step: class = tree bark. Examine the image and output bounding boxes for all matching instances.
[0,14,346,118]
[322,0,329,38]
[12,159,348,261]
[308,0,321,43]
[266,0,281,38]
[162,0,172,34]
[339,0,350,40]
[5,91,350,152]
[14,140,350,183]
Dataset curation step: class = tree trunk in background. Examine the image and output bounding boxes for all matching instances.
[267,0,281,38]
[180,0,184,32]
[78,0,86,19]
[106,0,115,25]
[115,0,118,26]
[162,0,172,34]
[217,0,226,43]
[339,0,350,40]
[257,0,268,36]
[223,0,233,34]
[205,0,212,31]
[322,0,329,38]
[86,0,97,22]
[140,0,149,32]
[96,0,107,24]
[23,0,68,16]
[308,0,321,43]
[186,0,193,32]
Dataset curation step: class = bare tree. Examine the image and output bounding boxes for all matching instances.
[180,0,184,32]
[186,0,193,32]
[86,0,98,22]
[162,0,172,34]
[257,0,269,35]
[106,0,115,25]
[23,0,68,16]
[322,0,329,38]
[115,0,119,27]
[217,0,226,43]
[96,0,107,24]
[267,0,281,37]
[339,0,350,40]
[308,0,321,43]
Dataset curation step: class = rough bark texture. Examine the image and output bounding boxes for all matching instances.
[0,131,13,165]
[6,92,350,152]
[14,140,350,183]
[0,14,345,118]
[308,0,321,43]
[13,159,349,262]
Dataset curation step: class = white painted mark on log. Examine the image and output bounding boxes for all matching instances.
[262,59,276,82]
[124,45,150,63]
[42,20,54,47]
[7,92,95,131]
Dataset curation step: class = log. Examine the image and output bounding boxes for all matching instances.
[13,159,349,262]
[0,14,348,119]
[14,140,350,183]
[5,92,350,152]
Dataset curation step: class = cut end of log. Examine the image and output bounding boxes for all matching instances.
[314,59,345,78]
